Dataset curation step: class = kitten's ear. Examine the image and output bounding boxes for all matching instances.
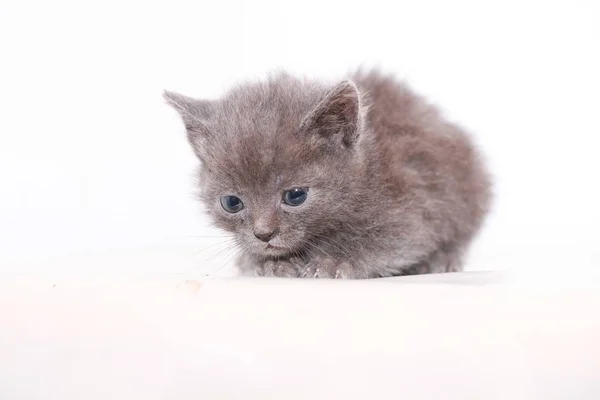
[163,90,215,160]
[163,90,212,135]
[300,80,363,148]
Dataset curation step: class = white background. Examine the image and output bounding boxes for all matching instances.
[0,0,598,277]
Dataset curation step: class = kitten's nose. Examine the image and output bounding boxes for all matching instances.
[254,228,277,243]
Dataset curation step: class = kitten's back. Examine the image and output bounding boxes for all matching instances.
[353,70,491,260]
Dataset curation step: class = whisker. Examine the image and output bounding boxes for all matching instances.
[314,232,354,257]
[186,235,234,238]
[194,239,236,257]
[304,240,330,259]
[311,235,352,259]
[199,238,238,259]
[302,245,319,262]
[210,240,248,275]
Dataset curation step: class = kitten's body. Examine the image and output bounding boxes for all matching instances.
[165,70,491,278]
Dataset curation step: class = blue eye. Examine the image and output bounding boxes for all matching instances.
[283,187,308,206]
[220,195,244,213]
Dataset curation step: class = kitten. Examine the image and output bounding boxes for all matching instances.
[164,70,491,278]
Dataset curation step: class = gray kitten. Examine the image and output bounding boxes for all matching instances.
[164,70,491,278]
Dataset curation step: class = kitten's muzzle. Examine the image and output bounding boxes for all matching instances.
[254,228,278,243]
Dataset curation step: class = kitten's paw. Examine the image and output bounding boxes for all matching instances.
[301,258,335,279]
[301,259,366,279]
[256,258,302,278]
[255,262,274,277]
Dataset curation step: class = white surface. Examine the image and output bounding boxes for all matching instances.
[1,271,600,399]
[1,0,600,276]
[2,3,598,397]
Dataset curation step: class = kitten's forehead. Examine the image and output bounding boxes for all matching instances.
[221,74,323,132]
[210,130,314,191]
[205,75,326,189]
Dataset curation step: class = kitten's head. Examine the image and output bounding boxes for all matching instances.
[164,74,368,259]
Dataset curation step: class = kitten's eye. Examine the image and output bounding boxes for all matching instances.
[220,195,244,213]
[283,187,308,206]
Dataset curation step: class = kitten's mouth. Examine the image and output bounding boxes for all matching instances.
[266,244,284,252]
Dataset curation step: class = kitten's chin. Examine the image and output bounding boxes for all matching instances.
[255,244,295,258]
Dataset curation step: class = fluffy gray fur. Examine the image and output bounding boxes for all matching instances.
[164,70,491,278]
